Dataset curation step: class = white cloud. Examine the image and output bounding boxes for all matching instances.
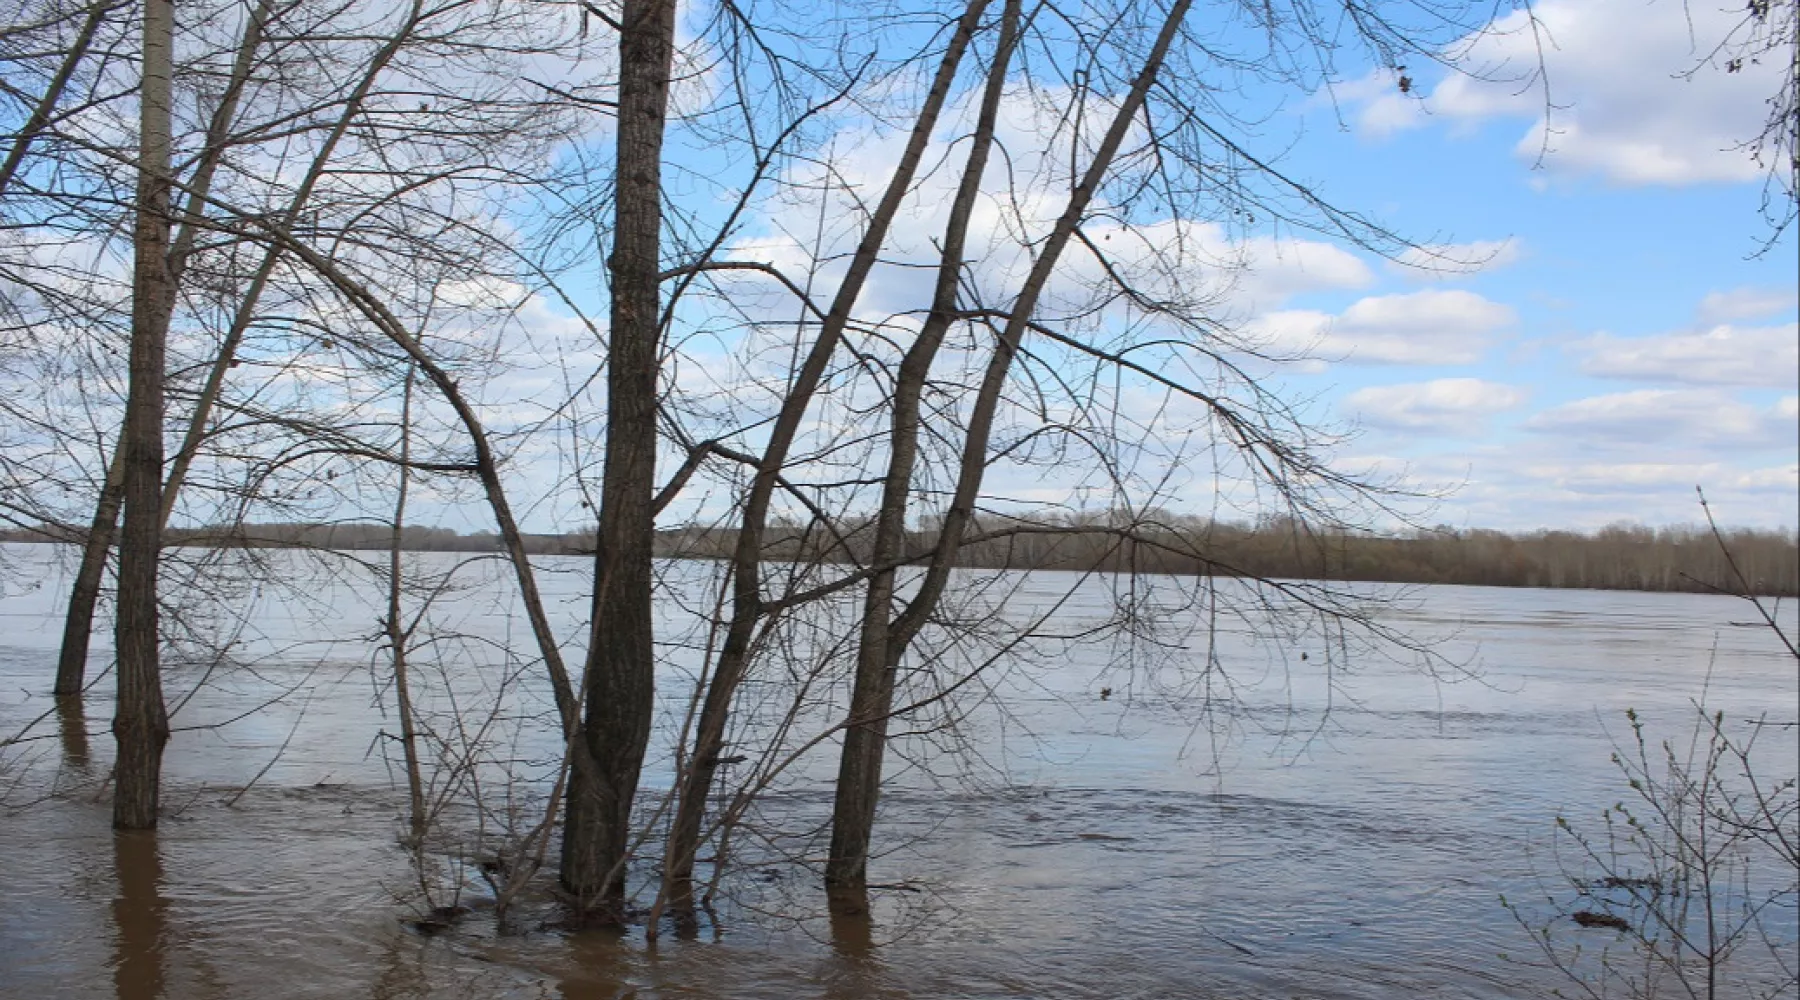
[1516,461,1731,493]
[1343,378,1526,433]
[1733,463,1799,491]
[1572,322,1800,387]
[1215,233,1376,311]
[1368,0,1782,187]
[1697,286,1798,324]
[1525,389,1797,450]
[729,84,1378,339]
[1248,289,1515,365]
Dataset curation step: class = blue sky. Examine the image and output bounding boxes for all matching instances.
[1207,0,1798,530]
[589,0,1797,536]
[231,0,1792,538]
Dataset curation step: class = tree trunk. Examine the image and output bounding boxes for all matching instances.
[113,0,176,830]
[826,0,1020,914]
[55,0,273,696]
[387,365,426,845]
[54,448,123,696]
[560,0,677,922]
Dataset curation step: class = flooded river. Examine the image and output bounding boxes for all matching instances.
[1,542,1794,998]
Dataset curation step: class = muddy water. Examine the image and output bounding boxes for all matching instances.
[1,543,1794,999]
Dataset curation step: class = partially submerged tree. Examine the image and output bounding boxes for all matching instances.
[4,0,1602,938]
[112,0,175,829]
[561,0,677,921]
[657,0,1000,920]
[826,0,1025,914]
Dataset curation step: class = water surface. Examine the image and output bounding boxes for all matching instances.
[1,543,1794,998]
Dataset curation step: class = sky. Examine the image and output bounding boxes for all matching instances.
[443,0,1796,538]
[612,0,1797,536]
[25,0,1779,539]
[1213,0,1798,531]
[332,0,1795,538]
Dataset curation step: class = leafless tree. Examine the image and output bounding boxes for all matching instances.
[4,0,1587,943]
[112,0,175,829]
[560,0,678,923]
[1683,0,1799,244]
[657,0,1000,919]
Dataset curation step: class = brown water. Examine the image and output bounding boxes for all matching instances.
[1,543,1794,999]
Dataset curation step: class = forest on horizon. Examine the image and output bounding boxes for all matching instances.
[5,516,1793,597]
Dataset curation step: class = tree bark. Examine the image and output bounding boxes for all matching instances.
[560,0,677,922]
[113,0,176,830]
[826,0,1021,913]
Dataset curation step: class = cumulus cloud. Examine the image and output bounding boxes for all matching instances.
[1525,389,1797,450]
[1343,378,1526,433]
[1697,286,1798,324]
[726,83,1379,339]
[1248,289,1515,365]
[1572,322,1800,387]
[1359,0,1781,187]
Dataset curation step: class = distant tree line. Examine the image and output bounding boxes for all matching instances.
[2,521,572,554]
[660,514,1800,597]
[6,515,1792,596]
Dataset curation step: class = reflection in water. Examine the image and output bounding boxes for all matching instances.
[371,931,429,1000]
[556,928,633,1000]
[56,693,91,770]
[823,909,884,1000]
[828,908,873,961]
[111,830,166,1000]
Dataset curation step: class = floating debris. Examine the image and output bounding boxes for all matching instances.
[1572,910,1630,931]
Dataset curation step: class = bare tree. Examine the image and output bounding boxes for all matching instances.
[55,0,277,698]
[560,0,678,922]
[4,0,1602,945]
[1686,0,1799,244]
[825,0,1024,913]
[112,0,175,829]
[658,0,998,917]
[0,0,119,199]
